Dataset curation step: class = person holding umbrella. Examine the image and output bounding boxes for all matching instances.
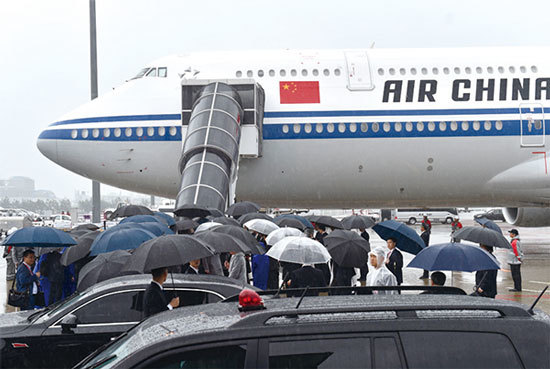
[367,247,397,294]
[15,249,41,310]
[473,245,498,298]
[385,238,403,285]
[286,263,327,296]
[507,229,523,292]
[143,267,180,318]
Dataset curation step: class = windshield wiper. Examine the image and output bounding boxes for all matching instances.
[88,354,117,369]
[27,307,49,322]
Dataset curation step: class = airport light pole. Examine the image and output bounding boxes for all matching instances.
[90,0,101,223]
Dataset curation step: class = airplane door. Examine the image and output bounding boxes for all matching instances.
[519,103,545,147]
[344,51,374,91]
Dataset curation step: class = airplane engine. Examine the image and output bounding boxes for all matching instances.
[503,207,550,227]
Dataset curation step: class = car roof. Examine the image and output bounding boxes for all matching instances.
[104,293,550,357]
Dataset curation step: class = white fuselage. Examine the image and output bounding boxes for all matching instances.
[37,47,550,208]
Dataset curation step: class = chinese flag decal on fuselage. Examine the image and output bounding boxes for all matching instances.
[279,81,320,104]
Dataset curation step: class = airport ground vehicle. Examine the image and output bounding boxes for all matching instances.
[474,208,506,222]
[76,287,550,369]
[52,214,72,231]
[391,208,458,225]
[0,274,250,369]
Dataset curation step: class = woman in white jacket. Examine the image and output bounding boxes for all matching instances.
[366,247,398,294]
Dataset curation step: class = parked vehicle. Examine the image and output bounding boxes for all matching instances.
[52,214,72,231]
[75,286,550,369]
[392,208,458,225]
[474,208,506,222]
[0,274,250,369]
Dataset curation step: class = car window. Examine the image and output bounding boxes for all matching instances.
[72,291,143,324]
[400,331,523,368]
[141,344,247,368]
[268,337,371,368]
[171,289,223,306]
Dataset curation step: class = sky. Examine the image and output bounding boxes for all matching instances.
[1,0,550,200]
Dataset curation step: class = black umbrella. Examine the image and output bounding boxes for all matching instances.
[171,219,199,233]
[210,224,261,252]
[304,214,321,223]
[73,223,100,231]
[314,215,344,229]
[109,204,153,219]
[238,212,273,225]
[274,217,306,231]
[121,235,215,274]
[174,204,211,218]
[453,226,512,249]
[225,201,261,218]
[207,208,225,218]
[341,215,376,230]
[60,231,100,266]
[474,217,502,233]
[211,216,241,227]
[77,250,132,291]
[324,230,371,267]
[69,229,93,239]
[195,231,261,254]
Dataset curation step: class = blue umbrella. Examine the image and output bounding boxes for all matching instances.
[407,242,500,272]
[372,220,425,255]
[1,227,77,248]
[119,222,174,236]
[119,215,164,225]
[153,212,176,227]
[274,214,314,229]
[89,227,156,256]
[474,217,502,233]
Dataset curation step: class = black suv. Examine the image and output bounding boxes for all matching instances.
[0,274,250,368]
[76,287,550,369]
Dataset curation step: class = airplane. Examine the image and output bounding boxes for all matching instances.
[37,47,550,226]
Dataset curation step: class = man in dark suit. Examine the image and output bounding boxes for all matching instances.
[15,249,41,310]
[473,245,498,298]
[286,264,326,296]
[419,224,430,279]
[358,228,370,286]
[183,259,205,275]
[385,238,403,285]
[143,267,179,318]
[421,272,447,294]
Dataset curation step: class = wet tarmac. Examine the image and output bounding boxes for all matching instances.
[1,214,549,315]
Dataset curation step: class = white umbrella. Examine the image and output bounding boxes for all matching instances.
[266,227,303,246]
[267,236,331,265]
[244,219,279,235]
[195,222,222,233]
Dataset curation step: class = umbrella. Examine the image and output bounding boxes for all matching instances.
[210,224,260,250]
[274,214,314,229]
[244,219,279,235]
[60,231,100,266]
[73,223,100,231]
[206,208,225,218]
[341,215,376,230]
[267,236,331,265]
[89,227,156,256]
[314,216,344,229]
[238,212,273,226]
[273,217,306,231]
[324,230,371,267]
[266,227,303,246]
[69,229,93,239]
[109,204,153,219]
[195,232,260,254]
[304,214,321,223]
[474,217,502,233]
[372,220,426,255]
[226,201,261,218]
[407,242,500,272]
[195,222,222,233]
[171,218,199,233]
[121,235,214,274]
[211,216,241,227]
[153,212,176,227]
[2,227,77,248]
[120,215,164,225]
[453,226,511,249]
[77,250,132,291]
[119,222,174,236]
[174,204,211,218]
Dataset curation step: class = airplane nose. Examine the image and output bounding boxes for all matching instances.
[37,130,58,163]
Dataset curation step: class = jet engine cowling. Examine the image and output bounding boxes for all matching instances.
[503,207,550,227]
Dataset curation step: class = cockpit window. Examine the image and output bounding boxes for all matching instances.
[158,67,167,77]
[132,67,150,80]
[131,66,167,80]
[146,68,157,77]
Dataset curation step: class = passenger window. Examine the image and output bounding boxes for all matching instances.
[374,337,403,368]
[146,68,157,77]
[72,291,142,324]
[173,290,222,306]
[158,67,167,77]
[400,332,522,368]
[142,344,247,369]
[268,337,371,368]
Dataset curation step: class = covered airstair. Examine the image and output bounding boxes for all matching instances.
[174,80,264,217]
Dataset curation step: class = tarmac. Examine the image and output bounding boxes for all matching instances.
[1,213,549,315]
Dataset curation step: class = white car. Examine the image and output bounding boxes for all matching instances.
[52,214,72,231]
